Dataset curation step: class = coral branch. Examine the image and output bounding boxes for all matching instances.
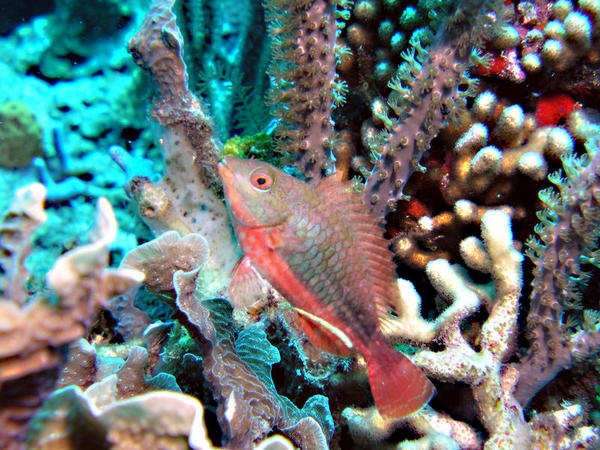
[127,0,222,190]
[516,118,600,406]
[265,0,351,179]
[125,0,239,290]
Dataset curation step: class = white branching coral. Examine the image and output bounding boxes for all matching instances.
[381,262,480,344]
[349,210,595,448]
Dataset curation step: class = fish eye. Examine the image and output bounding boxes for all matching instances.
[250,168,273,191]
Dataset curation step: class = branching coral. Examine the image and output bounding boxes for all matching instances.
[265,0,352,179]
[346,210,597,448]
[516,116,600,406]
[330,0,503,219]
[126,0,239,286]
[362,37,479,218]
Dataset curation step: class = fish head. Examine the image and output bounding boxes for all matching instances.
[218,156,296,228]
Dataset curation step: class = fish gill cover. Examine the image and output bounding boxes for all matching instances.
[0,0,599,448]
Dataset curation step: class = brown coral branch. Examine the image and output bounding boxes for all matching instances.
[127,0,222,189]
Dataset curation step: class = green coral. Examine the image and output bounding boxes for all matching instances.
[0,101,43,168]
[158,322,203,376]
[223,133,288,167]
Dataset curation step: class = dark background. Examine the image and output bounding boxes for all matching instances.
[0,1,55,35]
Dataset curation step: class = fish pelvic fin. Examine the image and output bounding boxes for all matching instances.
[294,307,355,357]
[229,256,271,313]
[367,345,434,419]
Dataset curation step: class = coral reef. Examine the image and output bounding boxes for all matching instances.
[0,184,141,446]
[2,0,600,448]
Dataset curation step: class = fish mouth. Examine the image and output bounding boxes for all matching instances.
[218,157,235,185]
[218,157,249,226]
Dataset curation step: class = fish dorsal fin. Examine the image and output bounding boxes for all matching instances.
[316,176,401,322]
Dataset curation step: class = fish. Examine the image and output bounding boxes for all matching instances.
[218,155,434,418]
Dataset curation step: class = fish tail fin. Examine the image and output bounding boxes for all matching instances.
[367,346,434,419]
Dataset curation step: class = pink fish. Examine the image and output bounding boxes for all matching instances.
[218,156,434,418]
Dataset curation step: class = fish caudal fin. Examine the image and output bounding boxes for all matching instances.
[367,348,434,419]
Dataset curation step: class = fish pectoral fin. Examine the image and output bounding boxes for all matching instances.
[229,256,271,313]
[264,223,301,251]
[294,307,355,357]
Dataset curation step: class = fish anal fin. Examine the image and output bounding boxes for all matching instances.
[367,345,434,418]
[294,307,355,357]
[229,256,271,313]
